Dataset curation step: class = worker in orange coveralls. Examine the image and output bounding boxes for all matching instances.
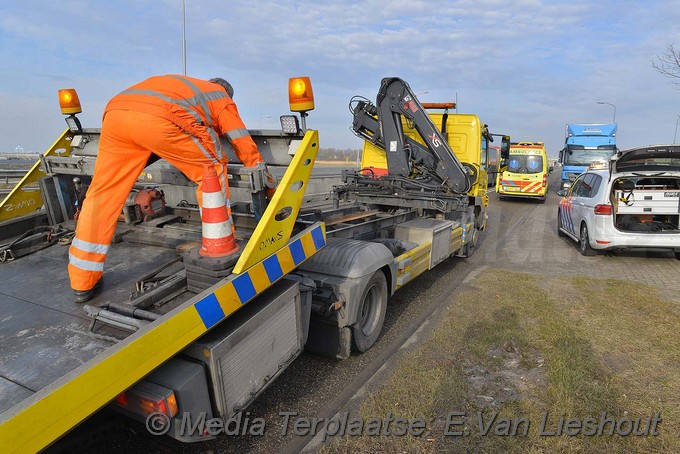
[68,75,274,303]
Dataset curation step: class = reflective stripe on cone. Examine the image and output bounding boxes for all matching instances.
[199,164,240,257]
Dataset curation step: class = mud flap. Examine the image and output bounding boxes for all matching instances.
[306,319,351,360]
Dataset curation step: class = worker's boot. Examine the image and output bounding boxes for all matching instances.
[72,278,103,303]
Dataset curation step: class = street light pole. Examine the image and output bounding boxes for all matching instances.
[597,101,616,123]
[674,115,680,143]
[182,0,186,75]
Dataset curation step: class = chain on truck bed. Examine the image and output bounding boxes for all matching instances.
[0,225,72,262]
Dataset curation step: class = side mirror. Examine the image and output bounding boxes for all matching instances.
[557,190,567,197]
[549,166,554,174]
[500,135,510,160]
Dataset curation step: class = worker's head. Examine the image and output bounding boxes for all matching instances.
[209,78,234,98]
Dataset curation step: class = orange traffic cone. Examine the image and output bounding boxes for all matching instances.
[199,164,240,257]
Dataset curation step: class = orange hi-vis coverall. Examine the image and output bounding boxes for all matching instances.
[68,75,265,292]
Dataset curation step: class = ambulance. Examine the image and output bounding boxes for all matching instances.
[496,141,550,201]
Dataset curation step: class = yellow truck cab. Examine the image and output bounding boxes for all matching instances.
[361,107,495,228]
[496,141,549,201]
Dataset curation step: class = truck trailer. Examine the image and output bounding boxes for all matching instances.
[558,123,617,190]
[0,76,505,451]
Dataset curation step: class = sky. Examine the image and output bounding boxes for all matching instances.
[2,0,680,159]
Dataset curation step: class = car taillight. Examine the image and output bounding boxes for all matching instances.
[594,204,612,215]
[542,174,547,187]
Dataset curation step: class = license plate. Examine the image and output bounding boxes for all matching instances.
[504,186,519,192]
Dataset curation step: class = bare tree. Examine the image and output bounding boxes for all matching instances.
[653,44,680,87]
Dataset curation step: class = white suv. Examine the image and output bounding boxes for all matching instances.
[557,144,680,258]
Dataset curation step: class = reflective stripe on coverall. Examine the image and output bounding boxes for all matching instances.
[68,75,264,291]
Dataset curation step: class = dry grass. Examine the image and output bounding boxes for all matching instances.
[321,269,679,453]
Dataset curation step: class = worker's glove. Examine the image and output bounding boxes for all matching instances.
[264,170,277,199]
[251,164,276,220]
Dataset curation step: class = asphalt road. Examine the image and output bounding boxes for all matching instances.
[53,169,680,453]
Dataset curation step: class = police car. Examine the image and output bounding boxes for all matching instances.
[557,145,680,258]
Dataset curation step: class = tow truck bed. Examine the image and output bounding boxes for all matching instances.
[0,127,324,453]
[0,240,177,414]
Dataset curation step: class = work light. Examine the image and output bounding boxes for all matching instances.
[280,115,300,134]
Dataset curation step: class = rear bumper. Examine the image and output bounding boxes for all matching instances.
[498,188,547,198]
[591,236,680,250]
[498,177,547,197]
[591,220,680,250]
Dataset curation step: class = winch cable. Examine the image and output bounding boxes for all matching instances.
[0,225,73,262]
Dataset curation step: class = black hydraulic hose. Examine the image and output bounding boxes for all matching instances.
[106,302,161,321]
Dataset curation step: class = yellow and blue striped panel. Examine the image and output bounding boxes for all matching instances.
[193,223,326,329]
[0,223,326,454]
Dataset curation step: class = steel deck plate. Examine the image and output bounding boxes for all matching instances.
[0,240,178,413]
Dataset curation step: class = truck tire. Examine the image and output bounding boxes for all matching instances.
[579,223,597,256]
[474,208,484,230]
[351,270,388,353]
[462,227,479,258]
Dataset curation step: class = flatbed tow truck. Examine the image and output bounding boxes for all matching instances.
[0,76,508,452]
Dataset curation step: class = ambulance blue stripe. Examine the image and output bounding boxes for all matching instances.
[263,255,284,282]
[311,226,325,250]
[233,273,257,303]
[194,294,225,329]
[290,239,306,265]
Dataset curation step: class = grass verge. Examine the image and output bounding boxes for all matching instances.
[322,268,679,453]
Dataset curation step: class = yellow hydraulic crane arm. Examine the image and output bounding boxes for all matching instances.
[0,129,73,222]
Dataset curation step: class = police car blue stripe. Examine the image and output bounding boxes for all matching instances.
[194,294,226,329]
[566,210,571,232]
[566,205,574,233]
